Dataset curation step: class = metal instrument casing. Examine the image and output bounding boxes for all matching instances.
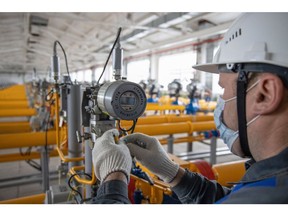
[97,80,146,120]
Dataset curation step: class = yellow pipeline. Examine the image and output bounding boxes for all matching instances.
[130,155,189,203]
[120,114,213,127]
[0,121,31,134]
[56,141,84,163]
[0,193,45,204]
[158,135,205,145]
[130,174,172,203]
[0,100,30,109]
[0,85,28,101]
[0,131,56,149]
[146,104,185,112]
[133,121,216,136]
[69,166,96,185]
[0,149,68,163]
[129,155,245,203]
[199,99,217,111]
[212,160,247,187]
[0,108,36,117]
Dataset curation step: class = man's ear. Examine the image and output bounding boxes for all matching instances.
[252,74,284,114]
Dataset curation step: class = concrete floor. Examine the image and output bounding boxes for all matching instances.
[0,136,242,202]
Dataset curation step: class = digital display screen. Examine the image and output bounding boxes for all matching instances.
[119,91,137,111]
[120,96,136,105]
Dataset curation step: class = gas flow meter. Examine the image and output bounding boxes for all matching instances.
[97,80,146,120]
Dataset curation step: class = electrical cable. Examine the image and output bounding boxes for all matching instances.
[19,147,42,171]
[26,159,42,171]
[53,40,73,85]
[45,89,54,102]
[96,27,122,86]
[117,118,138,134]
[67,172,93,204]
[131,118,138,134]
[68,173,83,203]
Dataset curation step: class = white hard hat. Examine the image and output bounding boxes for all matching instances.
[193,13,288,73]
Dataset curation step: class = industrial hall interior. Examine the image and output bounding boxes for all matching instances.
[0,12,286,205]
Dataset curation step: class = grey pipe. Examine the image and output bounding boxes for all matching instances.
[41,146,50,192]
[67,84,83,169]
[84,127,93,199]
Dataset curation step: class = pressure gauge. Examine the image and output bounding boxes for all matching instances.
[97,80,147,120]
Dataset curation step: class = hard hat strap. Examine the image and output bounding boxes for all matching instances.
[237,67,252,157]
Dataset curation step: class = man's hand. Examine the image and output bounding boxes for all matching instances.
[92,129,132,183]
[121,133,179,183]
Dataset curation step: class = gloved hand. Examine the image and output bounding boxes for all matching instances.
[92,129,132,183]
[121,133,179,183]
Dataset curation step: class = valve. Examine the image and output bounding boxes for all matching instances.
[203,130,219,139]
[133,189,144,204]
[131,161,154,185]
[75,131,91,143]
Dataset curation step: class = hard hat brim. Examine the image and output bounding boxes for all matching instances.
[193,60,288,74]
[192,63,219,74]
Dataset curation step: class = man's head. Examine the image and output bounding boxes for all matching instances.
[193,13,288,160]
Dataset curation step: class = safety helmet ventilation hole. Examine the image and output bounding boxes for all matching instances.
[225,28,242,45]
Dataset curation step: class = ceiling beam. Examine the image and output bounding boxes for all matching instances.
[124,21,232,58]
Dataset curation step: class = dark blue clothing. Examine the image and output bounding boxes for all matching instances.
[93,147,288,204]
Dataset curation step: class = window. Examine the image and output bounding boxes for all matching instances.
[95,65,113,83]
[158,51,196,90]
[94,68,103,83]
[126,59,150,83]
[84,69,92,82]
[70,72,77,83]
[211,45,223,98]
[77,70,84,82]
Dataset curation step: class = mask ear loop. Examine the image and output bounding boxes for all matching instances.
[246,79,261,92]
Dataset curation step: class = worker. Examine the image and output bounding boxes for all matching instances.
[92,13,288,204]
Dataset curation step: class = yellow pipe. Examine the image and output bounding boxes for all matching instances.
[130,174,172,195]
[120,114,214,127]
[0,149,68,163]
[56,141,84,162]
[69,166,96,185]
[146,104,185,111]
[158,135,205,145]
[0,100,30,109]
[212,160,247,187]
[0,108,36,117]
[0,131,56,149]
[133,121,216,136]
[0,96,27,101]
[0,121,31,134]
[0,85,27,101]
[0,193,45,204]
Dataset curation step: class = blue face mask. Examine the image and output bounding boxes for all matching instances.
[214,80,261,151]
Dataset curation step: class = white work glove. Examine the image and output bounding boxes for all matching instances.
[121,133,179,183]
[92,129,132,183]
